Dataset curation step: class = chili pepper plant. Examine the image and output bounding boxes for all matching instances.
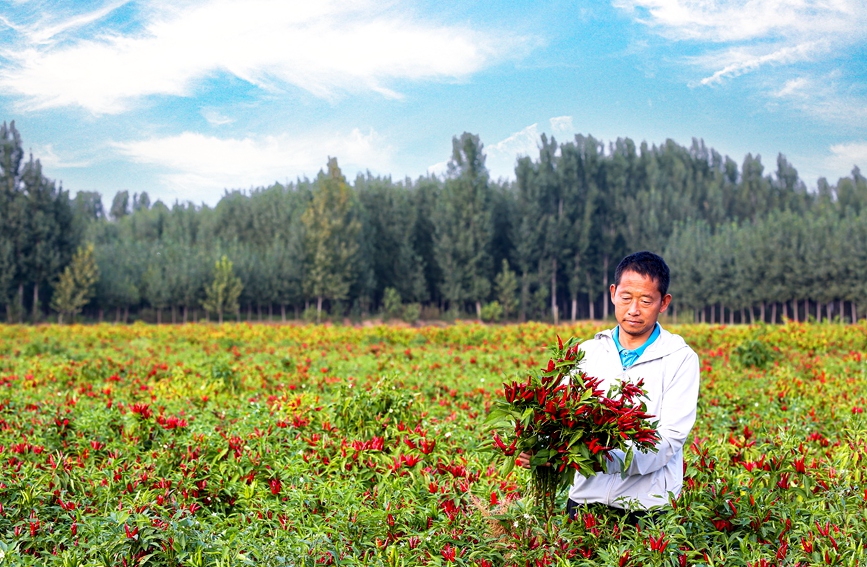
[0,322,867,566]
[487,335,660,515]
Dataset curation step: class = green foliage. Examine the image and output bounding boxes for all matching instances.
[434,133,494,316]
[301,304,318,323]
[50,243,99,324]
[302,158,360,322]
[732,338,777,369]
[210,357,241,393]
[330,374,418,437]
[7,120,867,325]
[494,260,519,320]
[201,256,243,323]
[0,323,865,564]
[382,287,402,320]
[401,302,421,324]
[480,300,503,323]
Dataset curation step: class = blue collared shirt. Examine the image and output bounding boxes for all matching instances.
[613,323,660,369]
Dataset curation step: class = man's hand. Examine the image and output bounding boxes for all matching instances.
[516,451,532,469]
[516,452,552,469]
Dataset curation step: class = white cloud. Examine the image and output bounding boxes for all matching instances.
[113,127,393,203]
[485,123,541,179]
[770,72,867,125]
[613,0,861,43]
[614,0,867,85]
[18,1,131,46]
[201,108,234,127]
[693,40,828,86]
[426,160,448,178]
[0,0,525,113]
[549,115,574,134]
[827,142,867,175]
[31,143,93,169]
[774,77,809,98]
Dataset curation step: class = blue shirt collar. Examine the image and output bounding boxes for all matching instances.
[613,322,660,369]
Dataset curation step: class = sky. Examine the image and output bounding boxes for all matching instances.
[0,0,865,207]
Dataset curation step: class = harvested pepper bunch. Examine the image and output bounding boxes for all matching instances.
[488,335,660,513]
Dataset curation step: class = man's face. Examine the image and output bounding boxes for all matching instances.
[609,269,672,338]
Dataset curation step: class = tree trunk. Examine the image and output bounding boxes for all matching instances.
[124,306,129,323]
[771,302,777,325]
[729,307,734,325]
[551,258,558,325]
[294,305,299,320]
[58,312,63,325]
[17,283,24,323]
[588,292,595,321]
[171,306,177,324]
[851,301,857,324]
[571,297,577,322]
[816,300,821,323]
[700,307,706,323]
[519,273,529,323]
[183,305,188,323]
[475,300,482,320]
[32,282,39,323]
[257,303,262,322]
[98,309,104,323]
[827,301,834,322]
[115,307,121,323]
[759,301,765,323]
[218,309,223,324]
[602,256,610,321]
[281,304,286,323]
[792,300,798,323]
[316,296,323,323]
[749,306,755,324]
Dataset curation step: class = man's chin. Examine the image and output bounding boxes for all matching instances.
[621,323,651,336]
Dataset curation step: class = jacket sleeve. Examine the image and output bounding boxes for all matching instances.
[605,349,700,476]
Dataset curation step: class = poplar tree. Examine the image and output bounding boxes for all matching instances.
[494,259,519,320]
[302,158,360,322]
[51,243,99,324]
[0,121,26,321]
[20,155,74,322]
[202,255,242,324]
[434,133,493,317]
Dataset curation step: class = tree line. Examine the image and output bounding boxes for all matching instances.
[1,120,866,325]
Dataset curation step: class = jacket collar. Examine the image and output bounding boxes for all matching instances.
[594,323,688,365]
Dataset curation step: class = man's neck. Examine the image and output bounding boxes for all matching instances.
[617,323,657,350]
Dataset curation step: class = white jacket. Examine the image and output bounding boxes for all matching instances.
[567,324,700,510]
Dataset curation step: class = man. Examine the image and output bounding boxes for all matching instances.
[517,251,700,519]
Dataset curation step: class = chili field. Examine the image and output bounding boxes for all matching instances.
[0,322,866,566]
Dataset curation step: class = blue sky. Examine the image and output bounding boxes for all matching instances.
[1,0,865,206]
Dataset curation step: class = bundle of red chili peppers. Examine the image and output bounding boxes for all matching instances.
[488,335,660,513]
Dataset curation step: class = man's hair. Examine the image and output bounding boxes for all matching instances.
[614,251,670,296]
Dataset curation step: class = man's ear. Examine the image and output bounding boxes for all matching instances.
[660,294,672,313]
[609,283,617,304]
